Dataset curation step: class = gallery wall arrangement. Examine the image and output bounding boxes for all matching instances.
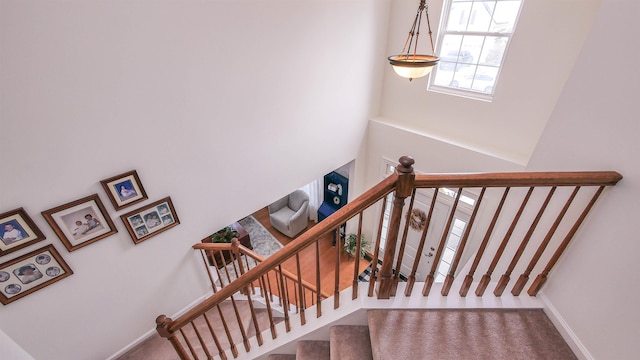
[0,169,180,305]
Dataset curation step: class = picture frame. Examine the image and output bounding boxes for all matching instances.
[120,197,179,244]
[0,244,73,305]
[42,194,117,252]
[100,170,148,211]
[0,208,46,257]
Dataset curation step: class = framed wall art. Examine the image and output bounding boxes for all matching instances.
[0,244,73,305]
[0,208,46,257]
[42,194,117,252]
[121,197,179,244]
[100,170,148,210]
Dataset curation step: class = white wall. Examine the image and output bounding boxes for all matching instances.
[0,328,34,360]
[0,1,390,359]
[526,0,640,358]
[378,0,601,165]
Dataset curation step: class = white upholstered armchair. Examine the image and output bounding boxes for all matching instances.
[268,190,309,238]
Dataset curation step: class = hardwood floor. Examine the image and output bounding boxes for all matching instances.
[250,207,371,299]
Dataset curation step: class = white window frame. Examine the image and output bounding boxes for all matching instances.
[428,0,524,101]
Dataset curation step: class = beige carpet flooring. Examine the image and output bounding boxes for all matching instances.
[367,309,577,360]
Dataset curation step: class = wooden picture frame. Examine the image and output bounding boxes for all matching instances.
[42,194,117,252]
[0,208,46,257]
[121,197,179,244]
[0,244,73,305]
[100,170,148,210]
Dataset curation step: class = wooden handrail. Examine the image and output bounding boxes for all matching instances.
[414,171,622,187]
[157,157,623,359]
[193,242,330,299]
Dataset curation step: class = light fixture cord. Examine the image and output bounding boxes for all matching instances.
[400,4,423,60]
[425,5,436,55]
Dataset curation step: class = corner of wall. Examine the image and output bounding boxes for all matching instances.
[538,292,593,360]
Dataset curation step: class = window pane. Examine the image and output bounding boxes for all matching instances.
[467,1,495,32]
[447,2,472,31]
[429,0,523,99]
[442,248,455,263]
[460,35,484,66]
[490,1,521,33]
[438,261,451,276]
[478,36,508,66]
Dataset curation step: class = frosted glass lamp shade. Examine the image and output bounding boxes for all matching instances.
[388,55,439,80]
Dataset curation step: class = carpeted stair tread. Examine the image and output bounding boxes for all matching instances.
[297,340,330,360]
[246,309,284,338]
[329,325,373,360]
[367,309,576,360]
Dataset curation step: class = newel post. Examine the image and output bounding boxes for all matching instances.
[156,315,189,359]
[377,156,415,299]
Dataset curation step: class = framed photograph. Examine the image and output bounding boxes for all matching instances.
[42,194,117,252]
[0,244,73,305]
[0,208,46,257]
[100,170,148,210]
[121,197,179,244]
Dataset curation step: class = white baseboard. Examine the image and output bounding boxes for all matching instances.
[538,292,593,360]
[105,292,213,360]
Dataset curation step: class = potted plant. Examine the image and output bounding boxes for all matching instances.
[210,226,238,243]
[343,233,369,258]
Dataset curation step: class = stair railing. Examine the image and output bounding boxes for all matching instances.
[156,156,622,360]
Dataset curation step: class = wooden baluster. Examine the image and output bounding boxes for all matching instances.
[219,252,232,287]
[315,238,322,317]
[295,253,306,324]
[156,315,190,360]
[476,187,534,296]
[494,187,555,296]
[215,304,239,358]
[513,187,579,295]
[259,276,278,340]
[528,186,605,296]
[277,265,291,332]
[334,224,341,308]
[230,239,241,282]
[378,156,415,299]
[229,295,250,351]
[392,189,416,296]
[405,188,438,296]
[264,274,274,302]
[423,188,462,296]
[190,319,212,360]
[244,289,263,346]
[203,312,227,360]
[460,188,509,297]
[283,275,292,313]
[179,328,199,360]
[442,187,486,296]
[272,268,283,308]
[368,193,389,297]
[199,250,217,291]
[352,213,363,299]
[239,246,263,345]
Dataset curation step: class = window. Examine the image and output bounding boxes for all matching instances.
[435,218,467,282]
[429,0,523,99]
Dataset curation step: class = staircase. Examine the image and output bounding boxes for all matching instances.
[269,309,576,360]
[153,157,622,360]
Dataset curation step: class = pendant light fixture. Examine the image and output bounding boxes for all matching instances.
[388,0,439,81]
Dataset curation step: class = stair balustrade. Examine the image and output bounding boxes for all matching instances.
[156,156,622,359]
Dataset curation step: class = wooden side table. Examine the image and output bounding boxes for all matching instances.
[201,222,253,267]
